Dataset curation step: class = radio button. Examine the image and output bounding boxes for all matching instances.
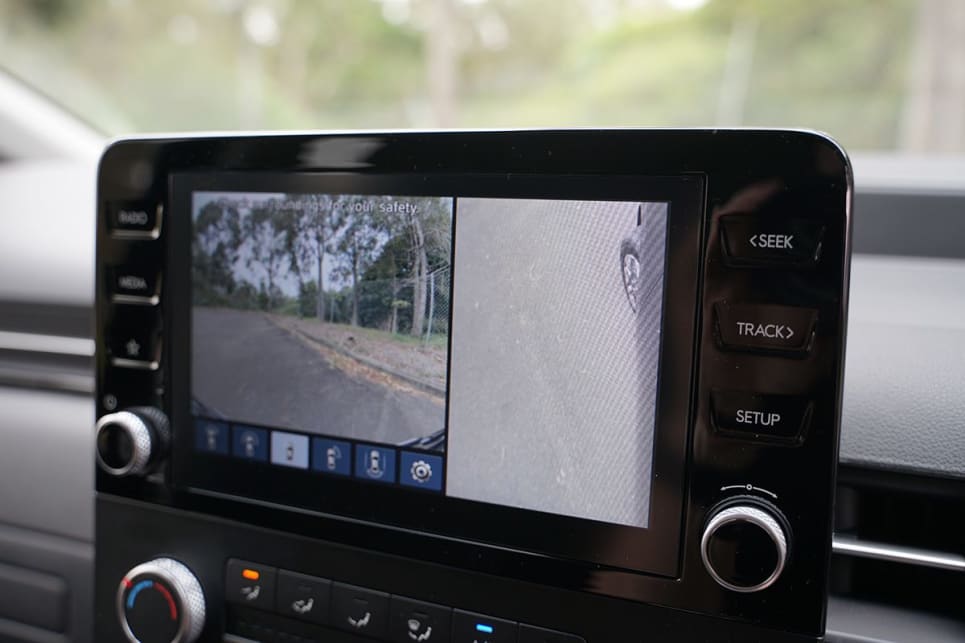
[452,610,516,643]
[111,267,160,305]
[715,303,817,355]
[390,596,451,643]
[711,391,811,442]
[109,202,162,238]
[275,570,330,625]
[720,215,824,268]
[332,582,389,638]
[225,560,276,611]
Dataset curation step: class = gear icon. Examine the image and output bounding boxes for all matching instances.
[410,459,433,484]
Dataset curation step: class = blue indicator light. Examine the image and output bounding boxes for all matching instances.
[476,623,494,634]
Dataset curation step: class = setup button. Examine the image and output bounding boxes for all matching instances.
[715,303,817,356]
[711,391,812,443]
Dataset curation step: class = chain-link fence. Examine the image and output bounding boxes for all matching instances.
[313,267,450,345]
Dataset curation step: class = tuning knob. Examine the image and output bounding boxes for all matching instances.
[117,558,205,643]
[700,501,789,593]
[96,407,169,476]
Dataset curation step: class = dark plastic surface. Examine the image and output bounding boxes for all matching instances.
[94,129,852,641]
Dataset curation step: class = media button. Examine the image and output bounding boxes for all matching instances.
[225,559,276,611]
[232,425,269,461]
[194,418,229,455]
[354,444,397,483]
[452,610,516,643]
[400,451,444,492]
[312,438,352,476]
[720,215,825,268]
[712,391,812,442]
[111,266,160,305]
[109,202,162,238]
[270,431,309,469]
[332,582,389,638]
[715,303,817,355]
[276,570,330,625]
[390,596,451,643]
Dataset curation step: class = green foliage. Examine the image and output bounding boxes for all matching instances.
[0,0,933,151]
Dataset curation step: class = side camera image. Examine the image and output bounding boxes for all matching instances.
[446,198,668,528]
[191,192,453,449]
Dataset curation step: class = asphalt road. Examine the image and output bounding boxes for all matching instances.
[192,307,444,444]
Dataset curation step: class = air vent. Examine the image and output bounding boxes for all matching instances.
[831,466,965,620]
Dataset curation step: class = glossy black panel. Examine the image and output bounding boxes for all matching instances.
[95,130,852,642]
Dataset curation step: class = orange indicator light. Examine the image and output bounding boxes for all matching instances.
[242,569,260,581]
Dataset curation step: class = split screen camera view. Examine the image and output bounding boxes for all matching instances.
[191,190,668,529]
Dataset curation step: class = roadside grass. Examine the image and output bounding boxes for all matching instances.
[296,316,449,349]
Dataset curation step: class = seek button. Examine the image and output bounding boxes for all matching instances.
[720,215,825,268]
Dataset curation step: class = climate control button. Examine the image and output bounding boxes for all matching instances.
[117,558,205,643]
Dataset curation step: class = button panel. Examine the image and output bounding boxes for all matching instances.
[224,559,581,643]
[711,391,812,443]
[714,303,817,356]
[720,215,825,268]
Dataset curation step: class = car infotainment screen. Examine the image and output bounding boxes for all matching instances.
[190,190,667,530]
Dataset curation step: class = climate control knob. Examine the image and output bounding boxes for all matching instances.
[700,502,789,593]
[96,407,169,476]
[118,558,205,643]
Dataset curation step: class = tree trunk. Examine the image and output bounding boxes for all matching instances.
[315,242,325,321]
[390,276,399,335]
[426,0,457,127]
[900,0,965,152]
[351,239,360,327]
[409,216,427,337]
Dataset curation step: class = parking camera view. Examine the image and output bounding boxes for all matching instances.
[191,191,452,449]
[446,199,668,529]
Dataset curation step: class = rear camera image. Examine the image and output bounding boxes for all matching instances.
[191,192,452,450]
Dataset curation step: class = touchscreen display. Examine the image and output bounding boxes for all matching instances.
[191,191,667,530]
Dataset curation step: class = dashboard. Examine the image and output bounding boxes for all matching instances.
[0,136,963,642]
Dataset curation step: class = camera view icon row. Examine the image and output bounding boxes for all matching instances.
[194,418,443,491]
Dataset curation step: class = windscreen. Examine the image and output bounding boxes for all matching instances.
[190,191,667,529]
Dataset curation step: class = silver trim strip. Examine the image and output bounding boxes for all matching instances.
[832,535,965,572]
[0,330,94,357]
[111,357,160,371]
[111,293,160,306]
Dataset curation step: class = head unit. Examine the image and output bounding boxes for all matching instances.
[94,130,852,643]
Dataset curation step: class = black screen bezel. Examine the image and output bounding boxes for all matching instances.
[168,171,704,577]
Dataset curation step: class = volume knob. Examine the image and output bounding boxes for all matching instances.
[700,502,789,593]
[118,558,205,643]
[95,407,169,476]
